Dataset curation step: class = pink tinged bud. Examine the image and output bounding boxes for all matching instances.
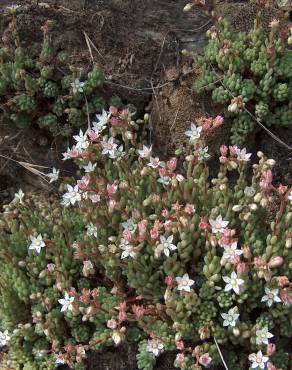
[47,263,55,273]
[199,353,212,367]
[132,305,145,319]
[199,219,209,230]
[138,220,148,235]
[164,220,173,229]
[109,199,117,209]
[184,203,195,214]
[89,193,100,203]
[107,183,118,195]
[77,176,90,190]
[176,341,185,351]
[214,115,224,126]
[268,256,284,268]
[150,228,159,240]
[174,353,185,365]
[162,209,169,218]
[85,306,95,316]
[88,130,99,141]
[260,170,273,192]
[165,276,173,287]
[176,174,184,182]
[91,288,99,297]
[110,117,120,127]
[109,106,118,115]
[237,262,247,275]
[167,157,177,170]
[267,343,276,356]
[159,168,168,177]
[122,229,133,241]
[118,310,127,322]
[280,290,292,306]
[107,319,117,329]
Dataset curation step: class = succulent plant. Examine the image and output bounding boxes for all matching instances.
[193,16,292,146]
[0,108,291,370]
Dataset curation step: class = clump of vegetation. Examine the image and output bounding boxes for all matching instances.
[193,16,292,145]
[0,108,291,370]
[0,15,105,135]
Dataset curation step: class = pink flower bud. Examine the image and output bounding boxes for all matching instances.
[184,203,195,214]
[165,276,173,287]
[109,106,118,115]
[268,256,284,268]
[107,183,118,195]
[176,341,185,351]
[107,319,117,329]
[199,353,212,367]
[122,229,133,241]
[214,115,224,126]
[267,343,276,356]
[159,168,168,177]
[237,262,246,275]
[150,228,159,240]
[167,157,177,171]
[162,209,170,218]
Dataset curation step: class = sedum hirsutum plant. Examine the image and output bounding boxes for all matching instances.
[192,15,292,146]
[0,108,291,370]
[0,14,105,135]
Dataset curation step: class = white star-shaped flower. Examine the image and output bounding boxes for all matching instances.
[197,146,210,161]
[62,184,81,206]
[156,235,177,257]
[73,129,89,150]
[119,240,136,259]
[0,330,10,347]
[92,110,110,133]
[47,167,60,183]
[235,148,252,162]
[71,79,85,94]
[185,123,203,141]
[222,242,243,260]
[221,306,240,327]
[14,189,25,203]
[209,215,229,234]
[248,351,269,369]
[121,219,137,233]
[244,186,256,197]
[157,176,171,186]
[58,292,75,312]
[137,145,152,158]
[83,161,97,173]
[101,137,118,157]
[223,271,244,295]
[55,353,66,365]
[86,223,98,238]
[146,339,164,357]
[261,287,281,307]
[28,234,46,254]
[147,157,162,169]
[256,327,274,346]
[176,273,195,292]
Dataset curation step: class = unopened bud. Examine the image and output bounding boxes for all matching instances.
[268,256,284,268]
[183,3,193,12]
[232,328,240,337]
[257,151,264,158]
[232,205,242,212]
[266,159,276,166]
[254,193,262,203]
[250,203,258,211]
